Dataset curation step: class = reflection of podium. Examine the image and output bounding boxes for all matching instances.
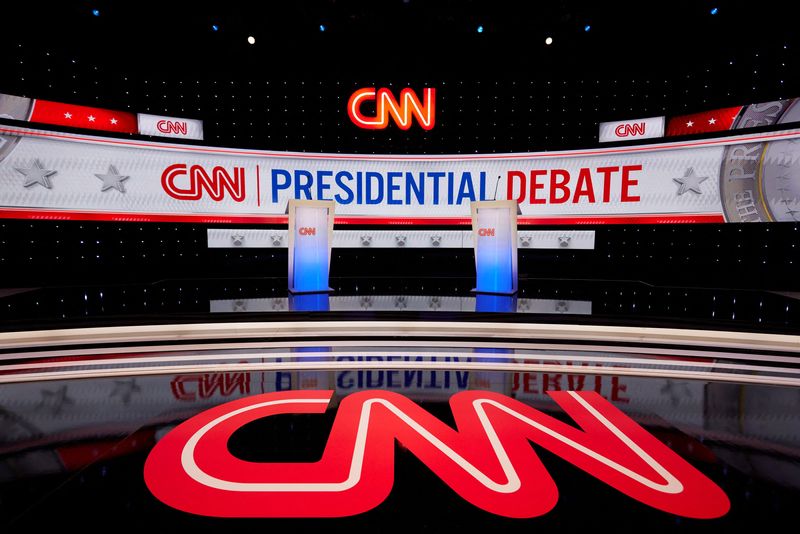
[471,200,518,295]
[288,199,335,294]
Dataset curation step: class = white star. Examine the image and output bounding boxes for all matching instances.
[14,159,57,189]
[110,117,118,125]
[673,167,709,195]
[64,112,72,119]
[708,117,717,125]
[88,115,96,122]
[95,164,130,193]
[686,121,694,127]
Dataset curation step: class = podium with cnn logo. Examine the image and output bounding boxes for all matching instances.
[471,200,518,295]
[288,199,335,294]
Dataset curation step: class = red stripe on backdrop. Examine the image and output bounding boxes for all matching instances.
[666,106,743,137]
[0,208,725,225]
[29,100,138,134]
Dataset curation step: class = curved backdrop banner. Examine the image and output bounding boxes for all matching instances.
[1,124,799,224]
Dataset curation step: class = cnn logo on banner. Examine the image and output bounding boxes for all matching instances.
[299,227,317,236]
[598,116,664,143]
[348,87,435,130]
[478,228,496,236]
[614,122,646,137]
[157,120,188,135]
[161,164,246,202]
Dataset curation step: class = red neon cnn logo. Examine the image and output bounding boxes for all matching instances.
[299,227,317,236]
[478,228,496,237]
[144,389,729,519]
[348,87,436,131]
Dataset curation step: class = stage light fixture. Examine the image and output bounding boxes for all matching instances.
[212,24,219,31]
[545,36,553,45]
[477,25,484,33]
[710,7,718,15]
[92,9,100,16]
[584,25,591,32]
[320,24,326,31]
[247,36,255,45]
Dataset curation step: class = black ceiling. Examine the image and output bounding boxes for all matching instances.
[4,1,794,77]
[1,1,796,153]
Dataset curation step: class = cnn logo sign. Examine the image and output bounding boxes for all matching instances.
[161,164,246,202]
[157,120,189,135]
[298,227,316,236]
[348,87,435,130]
[478,228,496,237]
[614,122,646,137]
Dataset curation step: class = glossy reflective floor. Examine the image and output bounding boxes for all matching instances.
[1,365,799,530]
[1,339,799,530]
[0,276,798,334]
[1,276,799,530]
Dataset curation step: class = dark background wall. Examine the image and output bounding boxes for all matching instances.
[1,1,798,290]
[1,220,797,290]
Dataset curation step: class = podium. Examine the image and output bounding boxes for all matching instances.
[287,199,335,294]
[471,200,518,295]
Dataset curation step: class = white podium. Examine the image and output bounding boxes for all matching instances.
[471,200,518,294]
[287,199,335,294]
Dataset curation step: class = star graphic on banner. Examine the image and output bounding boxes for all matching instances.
[35,386,74,415]
[110,117,118,125]
[708,117,717,125]
[88,115,96,122]
[15,159,57,189]
[64,112,72,119]
[95,164,130,193]
[231,233,245,246]
[686,120,694,127]
[673,167,709,195]
[110,378,141,404]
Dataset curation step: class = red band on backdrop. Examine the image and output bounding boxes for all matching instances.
[30,99,138,134]
[666,106,742,136]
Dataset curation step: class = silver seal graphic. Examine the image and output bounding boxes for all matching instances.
[719,98,800,222]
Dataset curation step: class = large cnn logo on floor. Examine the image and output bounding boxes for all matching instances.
[144,389,729,519]
[599,116,665,142]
